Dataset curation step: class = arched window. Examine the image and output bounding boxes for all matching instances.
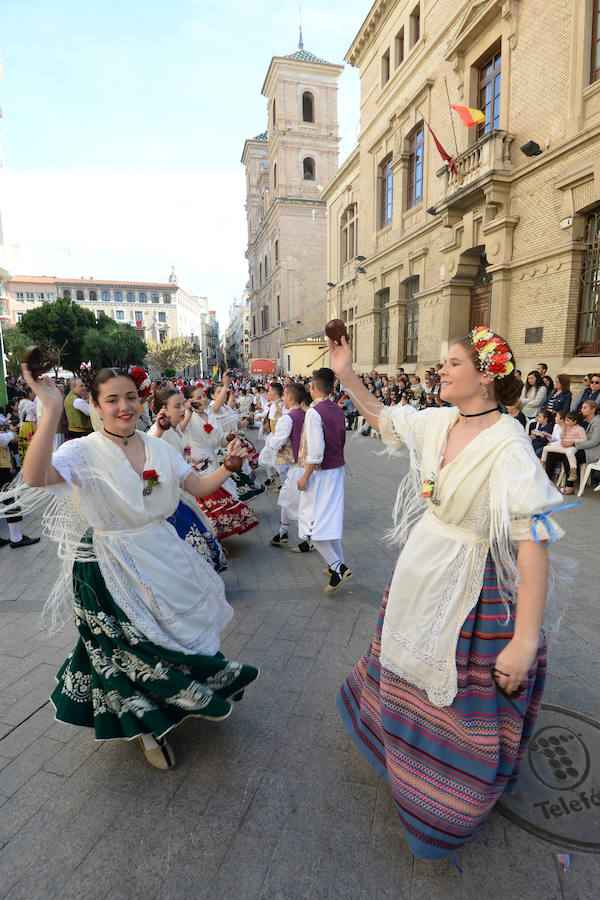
[264,255,268,278]
[275,239,279,264]
[259,262,262,283]
[272,98,276,126]
[89,290,97,302]
[303,157,316,181]
[102,291,110,302]
[302,91,314,122]
[76,290,84,302]
[273,162,277,190]
[340,204,358,265]
[63,289,71,298]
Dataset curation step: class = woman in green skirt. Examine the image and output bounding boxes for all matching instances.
[20,363,259,770]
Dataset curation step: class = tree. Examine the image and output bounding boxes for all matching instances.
[145,338,197,376]
[17,297,97,373]
[79,322,147,369]
[1,324,35,376]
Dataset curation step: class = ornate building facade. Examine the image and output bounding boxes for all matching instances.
[242,36,344,373]
[324,0,600,378]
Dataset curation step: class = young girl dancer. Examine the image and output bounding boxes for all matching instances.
[330,327,569,860]
[17,365,258,770]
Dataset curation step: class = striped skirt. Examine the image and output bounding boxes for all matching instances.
[337,553,546,860]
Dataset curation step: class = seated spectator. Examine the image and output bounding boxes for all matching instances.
[506,398,526,428]
[520,370,547,419]
[545,373,572,413]
[541,410,586,484]
[528,409,555,456]
[545,401,600,494]
[572,374,592,410]
[542,375,554,399]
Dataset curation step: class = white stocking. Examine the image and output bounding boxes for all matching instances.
[313,539,344,572]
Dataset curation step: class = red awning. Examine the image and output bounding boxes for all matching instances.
[251,358,276,374]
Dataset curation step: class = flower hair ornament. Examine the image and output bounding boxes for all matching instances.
[129,366,152,400]
[470,327,514,378]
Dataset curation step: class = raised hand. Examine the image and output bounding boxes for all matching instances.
[327,335,353,380]
[21,363,63,413]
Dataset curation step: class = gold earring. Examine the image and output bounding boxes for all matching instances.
[481,383,489,400]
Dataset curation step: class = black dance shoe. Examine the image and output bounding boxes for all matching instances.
[10,535,41,549]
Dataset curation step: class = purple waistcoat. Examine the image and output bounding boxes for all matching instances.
[288,407,306,462]
[313,399,346,469]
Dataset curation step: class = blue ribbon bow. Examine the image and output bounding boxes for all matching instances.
[522,501,581,544]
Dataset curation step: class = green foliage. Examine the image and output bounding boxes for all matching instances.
[17,297,97,373]
[163,367,176,378]
[80,322,147,369]
[145,338,197,375]
[1,325,35,376]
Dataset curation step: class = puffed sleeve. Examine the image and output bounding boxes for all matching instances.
[377,404,420,448]
[504,444,566,543]
[46,438,88,496]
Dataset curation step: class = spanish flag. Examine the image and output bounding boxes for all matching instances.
[451,104,486,129]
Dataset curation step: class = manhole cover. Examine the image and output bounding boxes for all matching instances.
[498,704,600,851]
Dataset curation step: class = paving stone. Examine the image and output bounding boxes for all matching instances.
[0,769,64,849]
[0,736,63,799]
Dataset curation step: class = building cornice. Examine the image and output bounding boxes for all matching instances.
[261,55,344,98]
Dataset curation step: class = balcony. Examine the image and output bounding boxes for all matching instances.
[436,130,514,208]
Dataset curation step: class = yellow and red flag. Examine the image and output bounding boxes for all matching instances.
[451,105,486,129]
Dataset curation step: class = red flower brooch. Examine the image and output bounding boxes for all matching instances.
[203,423,214,434]
[142,469,160,496]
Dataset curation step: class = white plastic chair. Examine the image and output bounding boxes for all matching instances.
[577,461,600,497]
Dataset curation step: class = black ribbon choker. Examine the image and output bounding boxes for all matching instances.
[459,406,501,419]
[103,427,137,446]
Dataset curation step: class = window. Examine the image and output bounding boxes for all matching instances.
[378,155,393,228]
[163,294,171,303]
[63,289,71,298]
[381,48,391,86]
[115,309,125,321]
[16,292,24,300]
[576,208,600,354]
[403,276,420,361]
[593,0,600,83]
[302,91,314,122]
[395,28,405,67]
[276,295,280,322]
[264,255,268,278]
[303,157,315,180]
[125,292,133,302]
[17,312,24,322]
[407,127,424,208]
[410,4,420,47]
[47,293,55,300]
[96,309,104,318]
[272,98,276,126]
[76,290,84,302]
[135,310,144,326]
[26,291,34,300]
[251,274,255,291]
[340,203,358,265]
[115,291,123,302]
[275,239,279,264]
[273,163,277,191]
[89,290,97,302]
[377,289,390,363]
[252,315,256,335]
[287,354,291,372]
[259,262,263,284]
[139,292,147,303]
[264,305,269,331]
[158,311,167,323]
[477,49,501,137]
[151,293,159,303]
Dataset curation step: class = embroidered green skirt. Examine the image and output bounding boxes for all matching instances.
[51,533,259,741]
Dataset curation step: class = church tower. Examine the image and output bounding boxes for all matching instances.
[242,36,343,372]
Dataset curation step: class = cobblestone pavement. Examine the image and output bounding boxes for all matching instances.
[0,433,598,899]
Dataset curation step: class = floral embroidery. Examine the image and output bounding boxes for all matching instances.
[61,663,92,703]
[167,681,213,710]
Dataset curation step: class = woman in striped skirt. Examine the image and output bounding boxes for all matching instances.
[328,328,569,860]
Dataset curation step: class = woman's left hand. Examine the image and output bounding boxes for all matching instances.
[225,437,248,461]
[493,635,539,697]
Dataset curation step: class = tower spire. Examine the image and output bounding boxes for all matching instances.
[298,5,303,49]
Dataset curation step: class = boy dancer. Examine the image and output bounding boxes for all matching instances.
[270,383,308,550]
[262,382,284,487]
[298,367,350,593]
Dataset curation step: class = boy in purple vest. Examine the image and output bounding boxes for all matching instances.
[270,383,308,548]
[297,367,351,593]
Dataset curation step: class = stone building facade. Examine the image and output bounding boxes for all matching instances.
[242,38,344,373]
[224,292,251,372]
[324,0,600,380]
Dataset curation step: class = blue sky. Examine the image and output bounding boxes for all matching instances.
[1,0,365,326]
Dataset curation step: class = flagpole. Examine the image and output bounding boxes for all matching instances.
[444,76,462,177]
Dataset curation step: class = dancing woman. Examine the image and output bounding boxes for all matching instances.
[19,364,259,770]
[149,387,227,573]
[330,328,568,859]
[181,384,260,538]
